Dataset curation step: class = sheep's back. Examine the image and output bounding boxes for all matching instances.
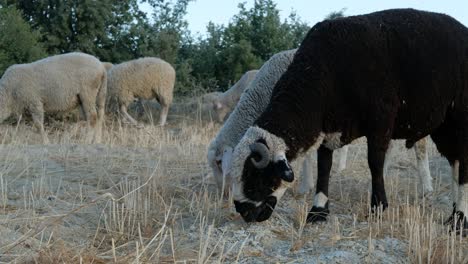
[108,57,175,102]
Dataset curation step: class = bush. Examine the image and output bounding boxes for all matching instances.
[0,5,46,75]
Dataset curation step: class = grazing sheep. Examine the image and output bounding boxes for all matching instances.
[229,9,467,234]
[107,57,175,126]
[208,70,259,123]
[0,52,107,143]
[207,50,349,196]
[209,50,432,200]
[207,49,296,195]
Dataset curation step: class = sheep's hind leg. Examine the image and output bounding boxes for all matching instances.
[446,159,468,236]
[80,96,99,144]
[307,145,333,223]
[452,124,468,236]
[430,119,466,235]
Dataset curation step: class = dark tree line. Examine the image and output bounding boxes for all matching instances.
[0,0,344,95]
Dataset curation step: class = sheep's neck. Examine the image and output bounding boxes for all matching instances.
[255,89,324,161]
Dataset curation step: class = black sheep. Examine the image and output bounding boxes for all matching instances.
[229,9,468,234]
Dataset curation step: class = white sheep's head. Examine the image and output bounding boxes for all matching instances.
[230,126,294,222]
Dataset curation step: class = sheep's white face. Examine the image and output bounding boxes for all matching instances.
[231,127,294,222]
[208,143,233,191]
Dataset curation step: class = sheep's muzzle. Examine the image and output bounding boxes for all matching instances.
[234,196,277,222]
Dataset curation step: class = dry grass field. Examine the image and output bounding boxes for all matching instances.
[0,103,466,263]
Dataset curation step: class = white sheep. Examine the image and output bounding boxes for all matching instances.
[0,52,107,143]
[107,57,175,126]
[208,70,258,123]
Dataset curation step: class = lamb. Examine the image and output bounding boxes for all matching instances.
[107,57,175,126]
[208,70,259,123]
[229,9,467,234]
[0,52,107,143]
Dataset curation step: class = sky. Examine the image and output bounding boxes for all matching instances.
[140,0,468,36]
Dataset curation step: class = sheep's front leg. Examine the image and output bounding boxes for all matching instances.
[414,137,433,194]
[336,145,348,172]
[456,160,468,235]
[120,104,140,127]
[30,107,48,144]
[307,145,333,223]
[297,151,314,196]
[382,140,395,178]
[367,137,389,213]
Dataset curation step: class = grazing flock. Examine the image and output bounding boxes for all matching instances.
[0,8,466,236]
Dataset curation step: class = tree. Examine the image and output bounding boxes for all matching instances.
[324,8,346,20]
[144,0,193,64]
[143,0,196,94]
[186,0,309,90]
[0,5,46,75]
[217,39,262,88]
[10,0,149,62]
[280,12,310,50]
[2,0,312,96]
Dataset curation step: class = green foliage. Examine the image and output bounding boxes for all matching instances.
[9,0,150,62]
[0,0,317,96]
[0,5,46,75]
[324,8,346,20]
[185,0,310,91]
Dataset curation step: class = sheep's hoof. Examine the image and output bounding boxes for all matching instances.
[445,207,468,237]
[307,204,329,223]
[371,192,388,214]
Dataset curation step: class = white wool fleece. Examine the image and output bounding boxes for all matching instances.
[207,49,297,191]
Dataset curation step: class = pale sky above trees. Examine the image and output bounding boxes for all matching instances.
[141,0,468,36]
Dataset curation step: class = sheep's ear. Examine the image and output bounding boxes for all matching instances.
[275,159,294,182]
